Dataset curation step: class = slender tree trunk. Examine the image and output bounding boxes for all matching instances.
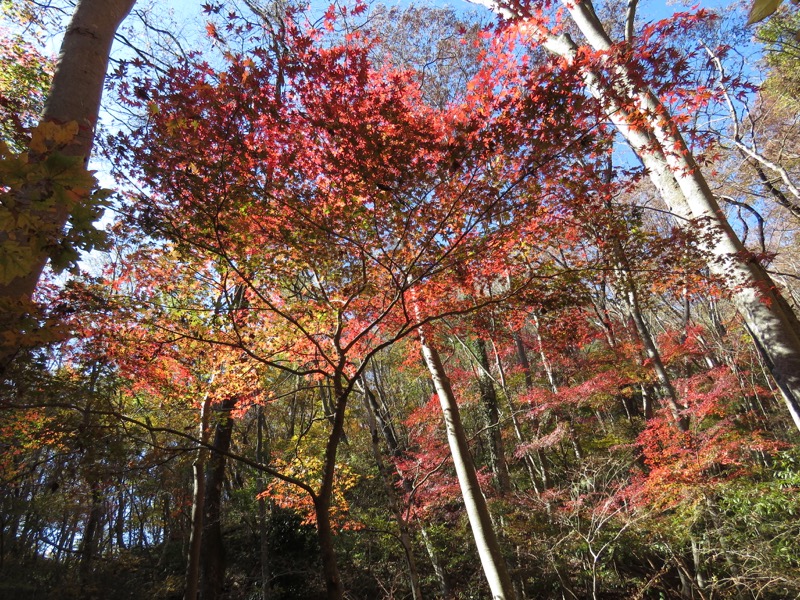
[77,388,103,583]
[0,0,136,328]
[512,332,533,390]
[420,524,454,598]
[496,340,543,491]
[482,340,528,600]
[474,339,512,494]
[419,329,517,600]
[256,407,272,600]
[366,367,402,456]
[364,372,453,597]
[532,315,557,394]
[199,397,237,600]
[510,333,550,491]
[531,315,584,462]
[361,386,424,600]
[115,487,126,549]
[315,378,350,600]
[79,479,103,582]
[0,515,5,568]
[691,536,705,592]
[612,242,687,430]
[159,491,172,563]
[185,394,213,600]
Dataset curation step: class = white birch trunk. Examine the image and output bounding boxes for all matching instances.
[418,326,517,600]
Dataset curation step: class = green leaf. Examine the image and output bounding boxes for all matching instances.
[0,241,33,284]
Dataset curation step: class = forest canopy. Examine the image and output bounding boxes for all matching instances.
[1,0,799,599]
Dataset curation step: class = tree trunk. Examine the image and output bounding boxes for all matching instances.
[532,315,584,462]
[364,372,453,597]
[314,493,343,600]
[256,407,272,600]
[0,0,136,319]
[199,397,237,600]
[185,394,213,600]
[361,386,424,600]
[79,479,104,582]
[315,379,350,600]
[512,331,533,390]
[115,487,126,549]
[611,241,688,430]
[473,339,512,494]
[420,524,454,598]
[419,330,517,600]
[510,333,550,491]
[366,367,402,456]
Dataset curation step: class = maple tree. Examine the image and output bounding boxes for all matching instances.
[107,9,522,597]
[102,0,643,593]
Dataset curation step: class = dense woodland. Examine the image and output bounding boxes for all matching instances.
[1,0,799,598]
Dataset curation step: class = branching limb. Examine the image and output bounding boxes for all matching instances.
[625,0,639,43]
[719,195,766,254]
[704,43,800,209]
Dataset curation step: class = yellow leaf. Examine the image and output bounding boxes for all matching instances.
[29,121,79,154]
[747,0,783,24]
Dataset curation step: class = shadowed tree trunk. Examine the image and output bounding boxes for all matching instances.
[256,406,271,600]
[365,370,454,597]
[199,397,237,600]
[361,384,423,600]
[473,339,512,494]
[78,479,103,583]
[314,379,350,600]
[508,333,549,491]
[185,392,213,600]
[610,240,688,431]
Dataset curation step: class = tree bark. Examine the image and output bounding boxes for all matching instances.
[185,394,213,600]
[611,240,688,430]
[510,333,550,491]
[361,386,424,600]
[199,397,237,600]
[115,487,126,549]
[473,339,512,494]
[419,330,517,600]
[512,331,533,390]
[79,479,104,582]
[314,379,350,600]
[364,372,454,597]
[0,0,135,314]
[420,524,454,598]
[256,407,272,600]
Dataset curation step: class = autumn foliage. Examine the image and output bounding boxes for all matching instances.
[1,1,799,600]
